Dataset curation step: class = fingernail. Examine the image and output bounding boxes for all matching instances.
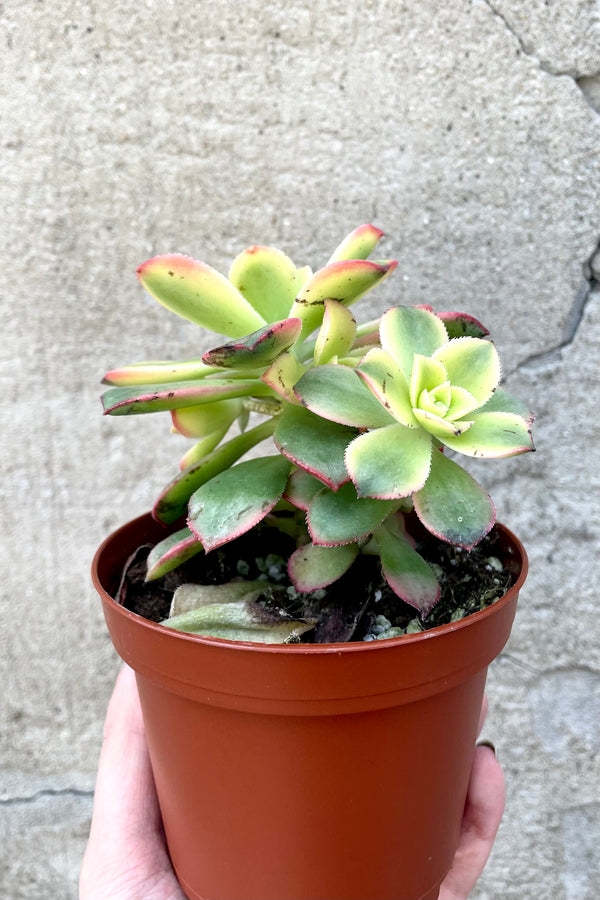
[477,739,496,756]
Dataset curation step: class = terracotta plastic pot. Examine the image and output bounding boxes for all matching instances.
[93,512,527,900]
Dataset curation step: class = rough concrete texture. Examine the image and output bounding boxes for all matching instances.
[1,1,599,897]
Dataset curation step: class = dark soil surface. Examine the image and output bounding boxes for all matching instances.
[116,518,517,644]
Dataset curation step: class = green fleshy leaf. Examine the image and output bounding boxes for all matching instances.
[169,581,266,616]
[137,254,266,338]
[356,348,417,427]
[228,245,302,322]
[162,599,315,643]
[376,516,440,616]
[202,318,302,369]
[380,306,448,380]
[413,449,495,549]
[294,364,396,428]
[101,378,273,416]
[289,259,397,339]
[307,482,398,546]
[188,455,293,552]
[284,468,325,511]
[412,408,473,439]
[409,355,449,408]
[288,542,359,591]
[145,527,203,581]
[274,404,355,490]
[261,352,306,404]
[437,311,490,340]
[103,359,214,386]
[178,428,230,470]
[446,385,480,420]
[326,224,385,263]
[345,424,433,499]
[440,411,535,458]
[171,399,243,438]
[154,419,277,524]
[313,300,357,365]
[476,387,534,423]
[432,337,500,405]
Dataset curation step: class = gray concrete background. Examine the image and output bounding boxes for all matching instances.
[1,1,599,897]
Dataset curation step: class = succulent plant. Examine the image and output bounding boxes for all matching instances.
[102,226,534,641]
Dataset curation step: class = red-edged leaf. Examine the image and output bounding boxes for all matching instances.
[345,424,433,499]
[202,318,302,369]
[187,456,293,552]
[103,359,213,386]
[154,418,276,524]
[261,352,306,404]
[274,404,355,490]
[294,364,396,428]
[284,468,325,511]
[137,253,266,337]
[146,527,203,581]
[376,515,440,616]
[413,449,496,549]
[228,244,302,322]
[289,259,398,339]
[288,542,359,591]
[101,378,272,416]
[326,224,385,263]
[307,482,398,546]
[437,311,490,340]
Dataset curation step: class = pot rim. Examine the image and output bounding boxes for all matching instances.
[93,512,528,657]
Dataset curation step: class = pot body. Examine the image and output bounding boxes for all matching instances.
[93,513,527,900]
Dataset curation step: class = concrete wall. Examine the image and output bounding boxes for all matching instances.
[1,1,599,897]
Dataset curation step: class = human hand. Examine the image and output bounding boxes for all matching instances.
[438,695,506,899]
[79,665,186,900]
[80,667,505,900]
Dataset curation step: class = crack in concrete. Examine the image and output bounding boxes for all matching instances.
[0,787,93,807]
[480,0,600,114]
[507,243,600,376]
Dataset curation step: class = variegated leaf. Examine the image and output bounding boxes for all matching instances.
[326,224,385,263]
[413,448,496,548]
[101,378,273,416]
[289,259,398,339]
[412,407,473,439]
[345,424,433,499]
[476,387,534,423]
[274,403,355,490]
[356,347,417,427]
[440,411,535,457]
[202,318,302,369]
[187,455,293,551]
[171,398,243,437]
[380,306,448,380]
[313,300,357,365]
[146,526,203,581]
[103,359,213,386]
[154,418,277,524]
[178,428,229,471]
[284,468,325,511]
[294,364,396,428]
[376,516,440,615]
[432,337,500,406]
[261,351,306,404]
[228,245,302,322]
[288,542,359,591]
[437,311,490,340]
[307,482,398,546]
[137,254,266,337]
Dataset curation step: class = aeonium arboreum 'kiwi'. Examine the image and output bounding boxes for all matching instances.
[101,226,534,642]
